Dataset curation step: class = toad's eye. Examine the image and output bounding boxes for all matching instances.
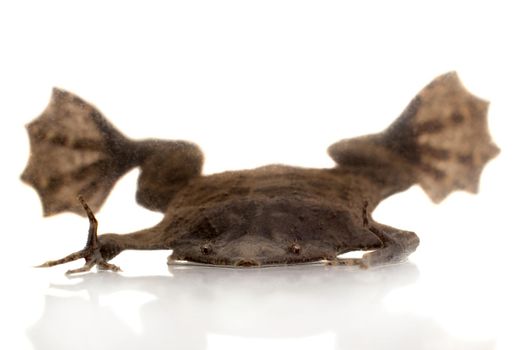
[201,244,212,255]
[289,243,301,254]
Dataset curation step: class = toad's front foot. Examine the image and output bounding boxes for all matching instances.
[324,258,366,268]
[36,196,121,275]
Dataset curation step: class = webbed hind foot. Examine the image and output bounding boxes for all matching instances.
[36,196,121,275]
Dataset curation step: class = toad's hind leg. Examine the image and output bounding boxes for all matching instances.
[21,88,204,216]
[361,223,420,267]
[328,72,499,204]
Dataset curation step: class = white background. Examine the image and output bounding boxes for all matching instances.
[0,1,523,349]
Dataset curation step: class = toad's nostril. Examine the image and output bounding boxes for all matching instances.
[235,259,260,267]
[200,243,212,255]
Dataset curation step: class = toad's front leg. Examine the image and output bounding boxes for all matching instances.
[37,196,167,274]
[326,222,419,268]
[361,223,420,267]
[37,196,122,274]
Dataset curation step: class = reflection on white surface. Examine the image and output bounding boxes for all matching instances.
[208,332,336,350]
[26,263,492,350]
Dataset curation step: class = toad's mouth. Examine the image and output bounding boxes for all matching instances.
[166,253,333,268]
[234,259,261,267]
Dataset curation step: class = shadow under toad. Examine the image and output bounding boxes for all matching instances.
[27,263,493,350]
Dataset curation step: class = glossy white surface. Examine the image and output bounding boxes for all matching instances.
[7,263,496,350]
[1,1,523,349]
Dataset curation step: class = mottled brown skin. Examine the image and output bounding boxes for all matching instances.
[22,72,499,274]
[131,166,386,266]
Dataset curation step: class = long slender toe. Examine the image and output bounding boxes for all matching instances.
[97,261,122,272]
[324,258,364,267]
[66,260,97,275]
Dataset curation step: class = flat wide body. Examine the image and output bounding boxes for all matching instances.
[156,165,383,266]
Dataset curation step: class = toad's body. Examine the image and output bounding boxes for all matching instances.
[22,72,499,274]
[153,166,384,266]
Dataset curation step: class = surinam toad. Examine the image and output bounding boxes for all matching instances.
[21,72,499,274]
